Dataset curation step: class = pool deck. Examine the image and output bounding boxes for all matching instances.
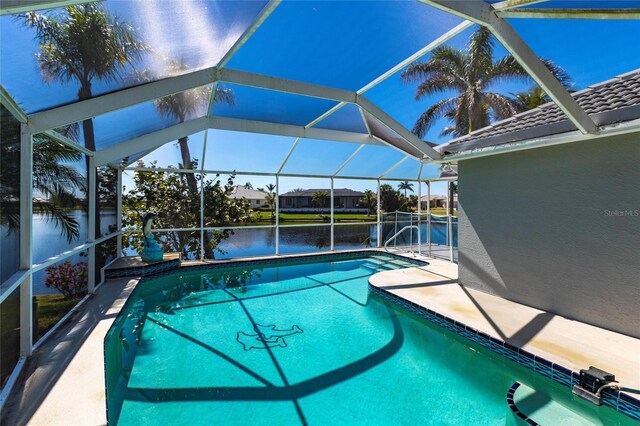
[2,250,638,425]
[1,277,138,426]
[369,260,640,391]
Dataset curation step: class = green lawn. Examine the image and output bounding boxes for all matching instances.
[428,207,458,217]
[250,210,457,224]
[35,294,83,339]
[251,211,377,224]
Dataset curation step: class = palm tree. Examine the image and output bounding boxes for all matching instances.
[21,5,147,239]
[401,26,572,138]
[512,86,555,112]
[144,60,234,258]
[244,182,253,190]
[311,191,328,211]
[263,183,277,218]
[150,60,235,178]
[264,193,277,219]
[398,181,414,197]
[2,107,87,242]
[360,189,377,216]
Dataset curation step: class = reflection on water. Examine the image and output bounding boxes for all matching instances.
[27,216,456,294]
[24,210,116,294]
[213,222,456,259]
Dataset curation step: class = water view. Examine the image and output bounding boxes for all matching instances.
[21,210,116,295]
[3,211,457,295]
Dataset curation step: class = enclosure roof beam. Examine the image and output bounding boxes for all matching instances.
[301,20,473,140]
[298,0,545,135]
[42,130,94,157]
[420,0,598,135]
[0,0,95,15]
[209,116,378,145]
[305,103,348,129]
[217,0,281,68]
[216,68,357,103]
[1,85,28,123]
[490,0,549,11]
[379,156,410,179]
[357,96,443,160]
[332,144,366,177]
[123,165,429,182]
[496,9,640,19]
[28,67,358,133]
[27,72,436,161]
[94,117,210,166]
[28,67,217,133]
[358,21,475,95]
[357,0,544,97]
[276,138,300,174]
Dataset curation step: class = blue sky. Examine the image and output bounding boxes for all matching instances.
[2,1,639,195]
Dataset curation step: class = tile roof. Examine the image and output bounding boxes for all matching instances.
[437,69,640,155]
[280,188,365,197]
[230,185,268,200]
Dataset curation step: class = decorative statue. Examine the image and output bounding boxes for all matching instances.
[140,212,163,262]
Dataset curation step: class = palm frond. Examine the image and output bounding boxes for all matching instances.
[412,97,459,138]
[214,85,236,106]
[510,86,549,112]
[415,74,466,100]
[483,56,531,88]
[33,200,80,243]
[540,58,575,91]
[483,92,520,121]
[467,26,494,79]
[401,46,467,84]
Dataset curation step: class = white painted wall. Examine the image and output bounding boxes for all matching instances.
[457,134,640,338]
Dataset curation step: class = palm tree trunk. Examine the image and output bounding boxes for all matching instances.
[177,135,213,258]
[79,82,102,240]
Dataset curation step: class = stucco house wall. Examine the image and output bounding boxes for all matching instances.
[457,134,640,338]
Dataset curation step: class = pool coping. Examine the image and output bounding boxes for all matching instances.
[368,285,640,422]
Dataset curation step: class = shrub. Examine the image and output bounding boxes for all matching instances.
[44,261,88,299]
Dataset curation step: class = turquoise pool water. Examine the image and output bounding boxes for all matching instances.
[105,253,634,425]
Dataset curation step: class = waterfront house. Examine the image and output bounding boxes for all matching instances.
[229,185,268,209]
[279,189,367,213]
[419,194,458,209]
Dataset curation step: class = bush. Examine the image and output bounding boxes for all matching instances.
[44,261,88,299]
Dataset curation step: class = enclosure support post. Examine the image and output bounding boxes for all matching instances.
[87,156,96,294]
[376,179,381,248]
[394,211,398,249]
[200,171,205,260]
[275,175,280,255]
[116,167,123,256]
[19,123,33,357]
[427,181,431,258]
[330,177,335,251]
[417,180,422,256]
[447,181,454,263]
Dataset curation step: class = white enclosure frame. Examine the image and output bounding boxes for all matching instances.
[1,0,636,409]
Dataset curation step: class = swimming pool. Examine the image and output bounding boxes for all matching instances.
[104,253,635,425]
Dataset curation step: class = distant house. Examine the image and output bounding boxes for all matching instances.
[420,194,458,210]
[279,189,366,213]
[229,185,268,209]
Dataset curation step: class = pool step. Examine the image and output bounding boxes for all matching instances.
[507,382,624,425]
[105,253,181,279]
